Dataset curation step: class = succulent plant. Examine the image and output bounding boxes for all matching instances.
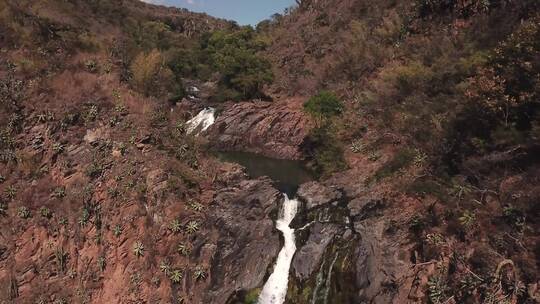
[133,241,144,257]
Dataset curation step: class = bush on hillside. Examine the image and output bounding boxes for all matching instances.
[130,49,181,99]
[204,27,273,101]
[303,91,343,122]
[303,125,347,176]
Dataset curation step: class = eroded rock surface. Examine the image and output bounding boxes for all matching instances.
[292,223,340,280]
[204,177,282,303]
[297,181,342,210]
[206,100,311,159]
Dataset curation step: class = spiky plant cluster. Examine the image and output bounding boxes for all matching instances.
[113,225,123,237]
[39,206,52,219]
[4,185,16,200]
[52,143,65,154]
[160,260,171,276]
[79,208,90,227]
[97,256,106,272]
[185,220,200,234]
[51,187,66,199]
[0,202,7,216]
[193,266,207,281]
[169,219,182,233]
[133,241,144,257]
[459,210,476,229]
[427,275,448,304]
[177,243,191,256]
[188,200,204,212]
[17,206,31,219]
[350,139,363,153]
[170,269,183,284]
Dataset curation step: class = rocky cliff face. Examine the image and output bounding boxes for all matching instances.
[204,177,282,304]
[206,99,312,160]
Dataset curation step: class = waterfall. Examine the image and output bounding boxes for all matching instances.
[185,107,215,135]
[258,194,299,304]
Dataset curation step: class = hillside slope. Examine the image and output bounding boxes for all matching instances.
[260,0,540,303]
[0,1,272,303]
[1,0,539,303]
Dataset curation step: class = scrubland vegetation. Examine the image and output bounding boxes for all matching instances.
[262,1,540,302]
[0,0,539,302]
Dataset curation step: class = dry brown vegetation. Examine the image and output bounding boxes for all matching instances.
[262,0,540,302]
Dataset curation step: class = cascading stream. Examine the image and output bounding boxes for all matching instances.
[185,107,215,135]
[258,194,299,304]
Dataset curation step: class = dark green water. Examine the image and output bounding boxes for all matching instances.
[214,151,315,196]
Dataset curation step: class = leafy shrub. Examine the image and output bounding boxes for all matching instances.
[303,91,343,122]
[205,27,273,100]
[243,288,261,304]
[303,125,346,176]
[130,49,178,98]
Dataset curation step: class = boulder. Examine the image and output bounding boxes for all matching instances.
[297,181,342,210]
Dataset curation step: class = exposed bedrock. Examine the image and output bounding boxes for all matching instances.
[206,101,311,160]
[204,177,282,303]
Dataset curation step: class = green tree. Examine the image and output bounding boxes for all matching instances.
[130,49,179,98]
[303,91,344,123]
[205,27,273,100]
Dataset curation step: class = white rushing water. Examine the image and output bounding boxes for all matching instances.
[259,194,299,304]
[185,107,215,135]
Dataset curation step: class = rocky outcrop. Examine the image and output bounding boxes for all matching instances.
[297,181,342,210]
[292,223,340,280]
[206,100,311,160]
[204,177,282,304]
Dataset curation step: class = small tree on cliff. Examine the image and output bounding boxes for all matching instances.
[303,90,343,125]
[302,91,346,176]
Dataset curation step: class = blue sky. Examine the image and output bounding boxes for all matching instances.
[143,0,296,25]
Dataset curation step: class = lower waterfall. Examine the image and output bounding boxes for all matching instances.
[258,194,299,304]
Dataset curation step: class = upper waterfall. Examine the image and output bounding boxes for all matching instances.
[186,107,216,135]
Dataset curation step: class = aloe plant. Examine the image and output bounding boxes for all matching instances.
[459,210,476,228]
[97,256,106,272]
[177,243,191,256]
[52,143,65,154]
[39,206,52,219]
[51,187,66,199]
[0,202,6,216]
[185,220,199,234]
[170,269,183,284]
[79,208,90,227]
[193,266,207,281]
[17,206,31,219]
[169,219,182,233]
[133,241,144,257]
[113,225,123,237]
[188,200,204,212]
[55,248,67,273]
[160,260,171,275]
[4,185,16,199]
